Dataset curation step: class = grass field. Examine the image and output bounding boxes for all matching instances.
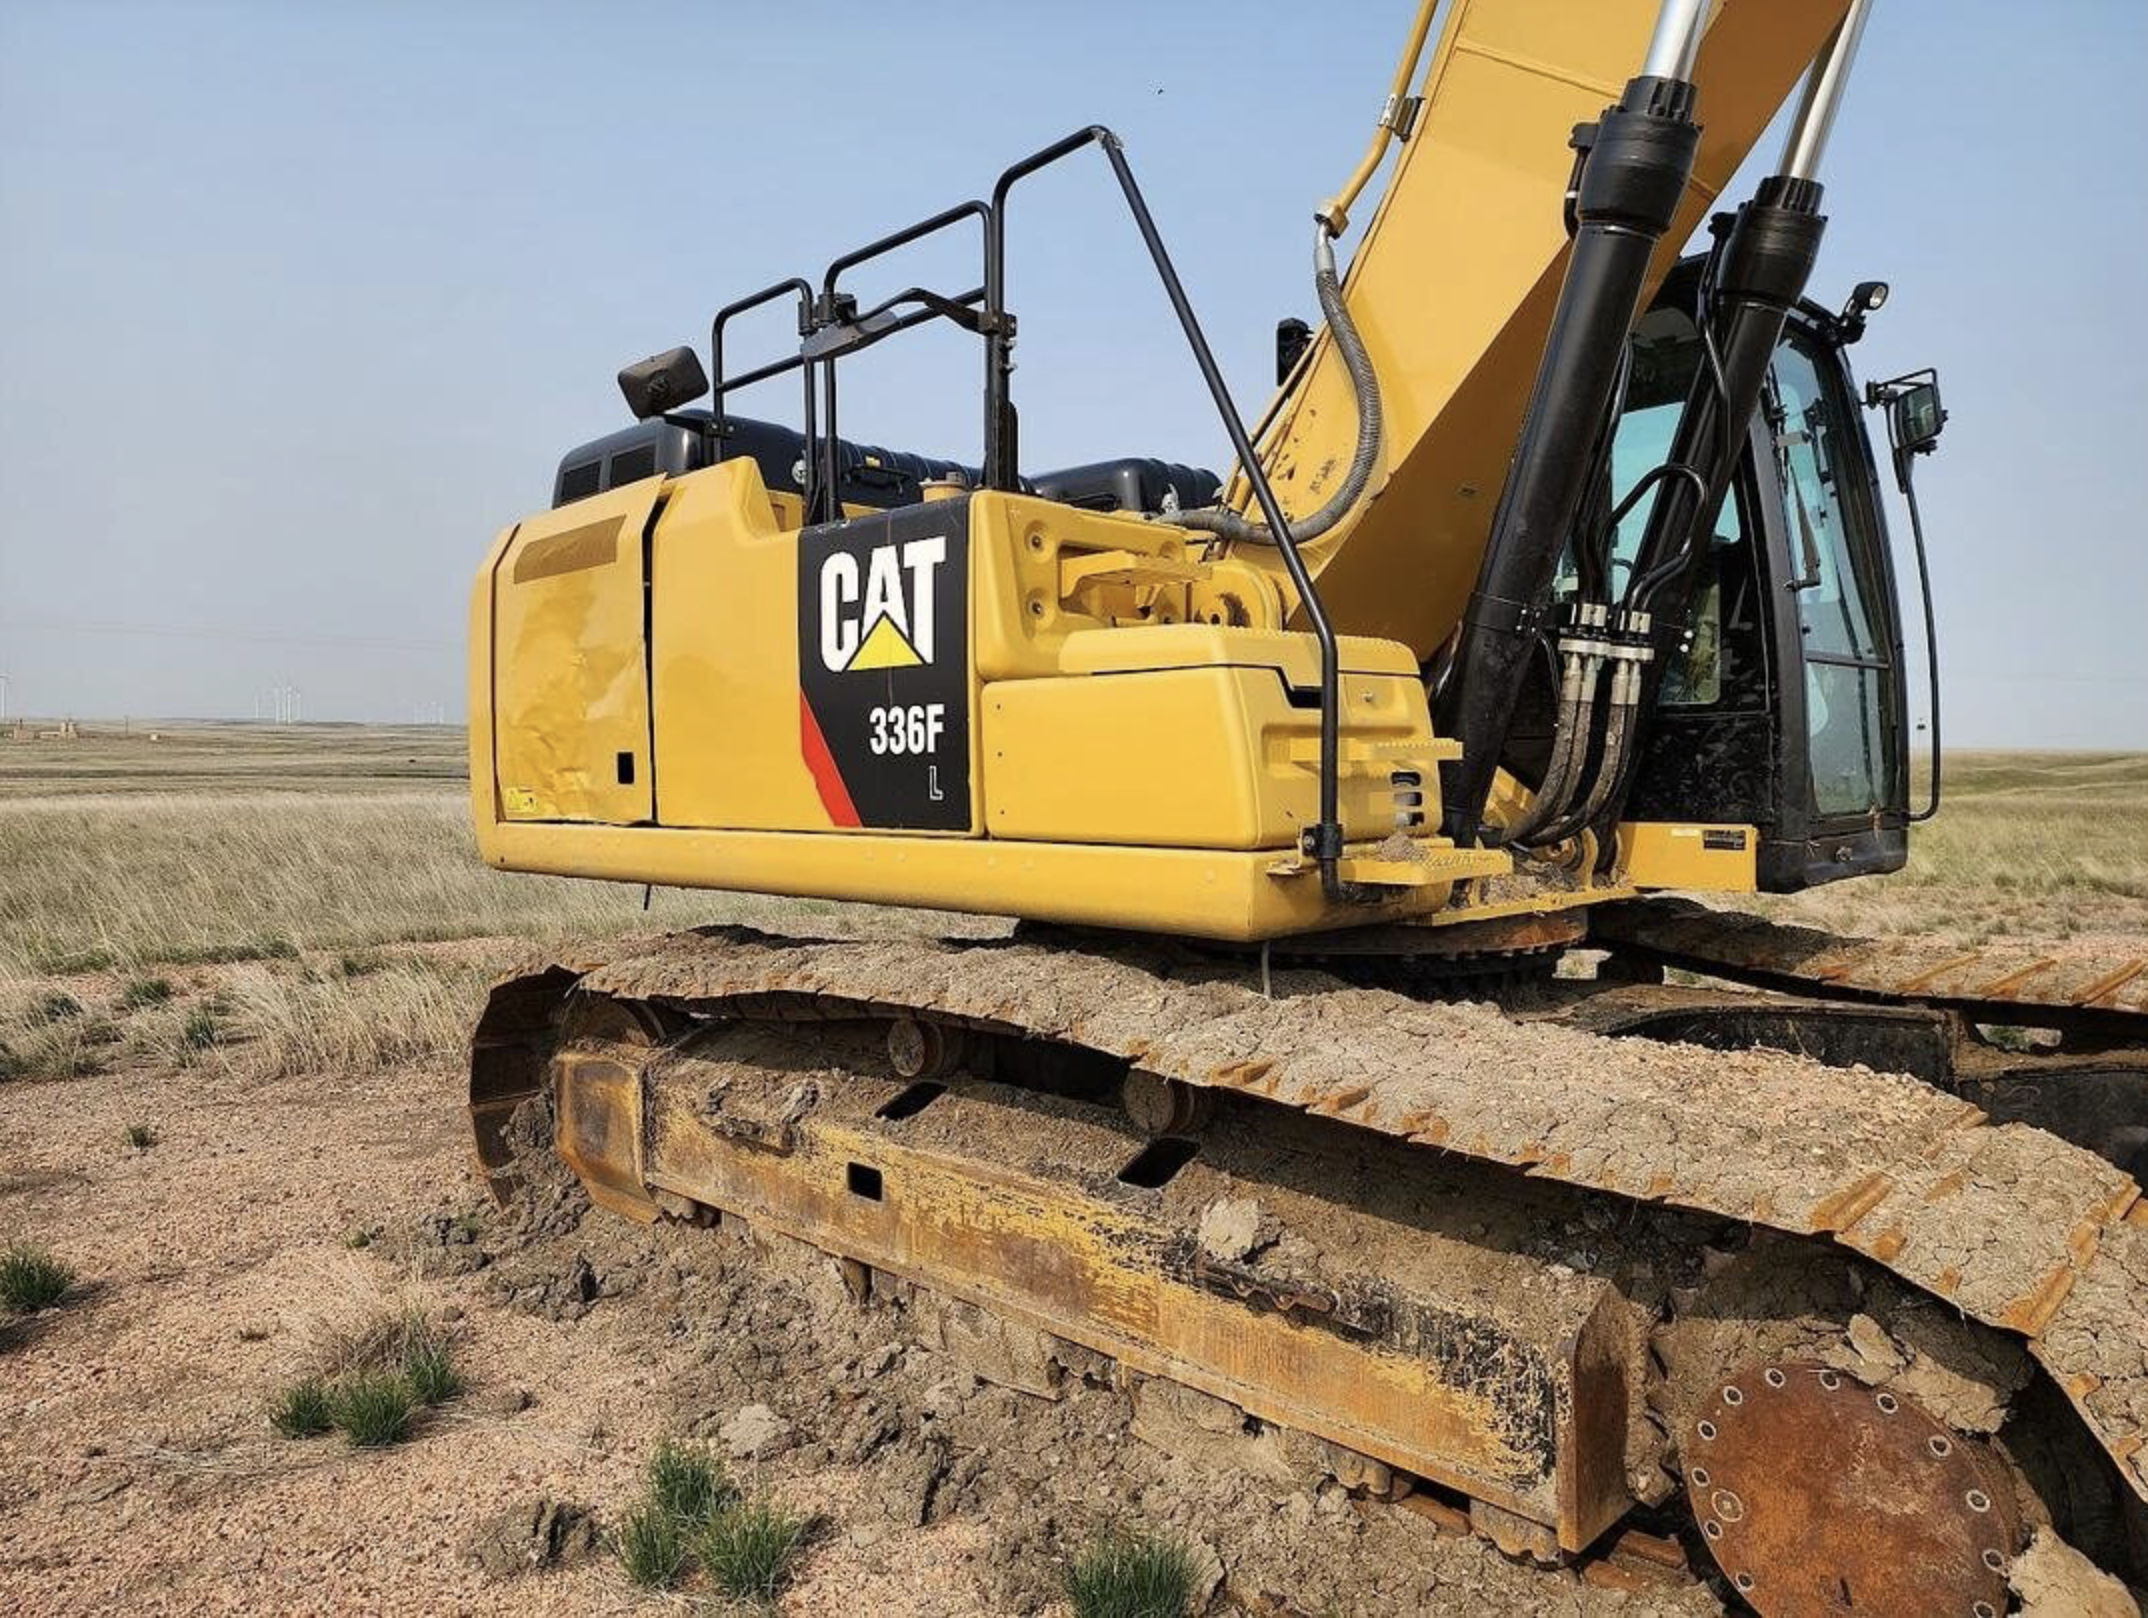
[2,721,2142,1087]
[1751,750,2148,944]
[0,722,967,1086]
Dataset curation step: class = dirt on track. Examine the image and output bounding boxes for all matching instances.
[0,996,1717,1616]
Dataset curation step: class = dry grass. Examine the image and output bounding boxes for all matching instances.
[0,721,989,1086]
[1754,751,2148,944]
[301,1280,453,1381]
[0,726,2138,1090]
[0,790,720,975]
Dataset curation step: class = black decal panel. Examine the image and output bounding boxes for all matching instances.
[796,499,972,832]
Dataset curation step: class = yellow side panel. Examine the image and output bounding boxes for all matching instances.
[1621,821,1758,893]
[985,666,1429,851]
[491,482,659,823]
[649,460,834,831]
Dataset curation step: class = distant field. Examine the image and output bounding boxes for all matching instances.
[1,722,2142,1085]
[1752,750,2148,945]
[0,722,960,974]
[0,721,966,1086]
[0,721,465,798]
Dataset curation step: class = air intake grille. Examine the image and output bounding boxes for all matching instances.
[558,460,602,503]
[607,446,657,487]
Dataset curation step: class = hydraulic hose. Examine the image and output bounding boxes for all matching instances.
[1537,654,1643,846]
[1503,638,1606,844]
[1175,225,1382,548]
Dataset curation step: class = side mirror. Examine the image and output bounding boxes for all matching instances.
[1889,378,1946,456]
[617,346,709,421]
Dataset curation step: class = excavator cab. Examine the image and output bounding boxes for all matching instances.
[1596,260,1942,891]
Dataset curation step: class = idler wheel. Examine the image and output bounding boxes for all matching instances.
[1685,1359,2018,1616]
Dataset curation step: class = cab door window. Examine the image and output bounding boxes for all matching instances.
[1765,328,1893,817]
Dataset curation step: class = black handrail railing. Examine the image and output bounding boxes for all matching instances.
[816,201,998,523]
[985,126,1356,901]
[698,129,1357,899]
[711,277,817,510]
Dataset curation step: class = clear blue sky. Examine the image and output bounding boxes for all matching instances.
[1,0,2143,745]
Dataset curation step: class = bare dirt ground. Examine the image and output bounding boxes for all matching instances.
[4,726,2144,1614]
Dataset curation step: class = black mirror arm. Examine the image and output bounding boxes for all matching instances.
[1864,370,1944,822]
[1893,442,1942,822]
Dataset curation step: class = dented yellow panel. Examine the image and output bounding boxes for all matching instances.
[490,481,659,824]
[648,461,835,832]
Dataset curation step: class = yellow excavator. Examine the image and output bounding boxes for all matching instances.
[467,0,2148,1605]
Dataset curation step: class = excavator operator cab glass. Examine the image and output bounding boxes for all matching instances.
[1608,264,1913,891]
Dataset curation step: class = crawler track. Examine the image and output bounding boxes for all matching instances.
[471,927,2148,1595]
[1593,896,2148,1039]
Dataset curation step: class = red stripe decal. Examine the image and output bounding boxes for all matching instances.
[799,692,861,828]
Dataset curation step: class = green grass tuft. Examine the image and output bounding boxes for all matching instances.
[120,977,174,1010]
[695,1495,811,1606]
[165,937,299,966]
[0,1243,76,1314]
[1064,1530,1200,1618]
[615,1502,689,1590]
[330,1371,415,1447]
[182,1007,225,1050]
[646,1438,735,1527]
[402,1332,464,1407]
[123,1121,157,1151]
[270,1376,335,1438]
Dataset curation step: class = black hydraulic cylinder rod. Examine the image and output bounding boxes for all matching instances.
[1434,69,1702,844]
[1626,175,1827,617]
[1577,173,1830,854]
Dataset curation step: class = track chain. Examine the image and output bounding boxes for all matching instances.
[477,927,2148,1506]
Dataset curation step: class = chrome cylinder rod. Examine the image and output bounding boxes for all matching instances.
[1640,0,1712,83]
[1780,0,1877,182]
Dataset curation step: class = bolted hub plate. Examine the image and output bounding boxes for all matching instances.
[1685,1359,2018,1617]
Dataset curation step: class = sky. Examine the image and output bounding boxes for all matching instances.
[1,0,2144,746]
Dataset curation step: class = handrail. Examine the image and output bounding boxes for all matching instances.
[699,131,1361,898]
[711,277,817,509]
[985,126,1359,901]
[823,200,993,303]
[816,201,998,519]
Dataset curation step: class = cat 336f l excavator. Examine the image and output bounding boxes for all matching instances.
[468,1,2148,1607]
